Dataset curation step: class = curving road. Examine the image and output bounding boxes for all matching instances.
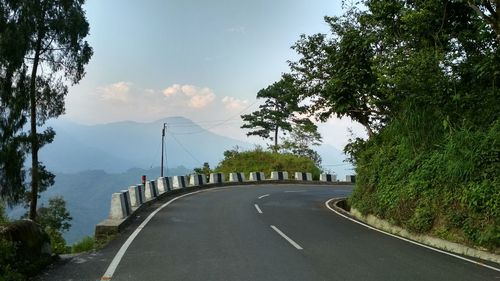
[37,184,499,281]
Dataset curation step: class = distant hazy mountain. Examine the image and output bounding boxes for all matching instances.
[40,117,252,173]
[8,166,191,244]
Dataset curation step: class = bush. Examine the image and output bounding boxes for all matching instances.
[0,238,25,281]
[216,148,321,179]
[350,117,500,250]
[72,236,95,253]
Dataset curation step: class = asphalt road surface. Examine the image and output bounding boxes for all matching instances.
[37,184,499,281]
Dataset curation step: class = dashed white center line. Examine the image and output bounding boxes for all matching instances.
[270,225,303,250]
[254,204,263,214]
[258,194,270,199]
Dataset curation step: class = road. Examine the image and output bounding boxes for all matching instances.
[37,184,499,281]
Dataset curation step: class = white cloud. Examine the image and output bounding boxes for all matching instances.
[99,81,131,102]
[222,96,248,111]
[162,84,216,108]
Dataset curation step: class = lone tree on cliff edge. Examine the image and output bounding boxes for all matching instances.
[241,74,303,152]
[20,0,93,220]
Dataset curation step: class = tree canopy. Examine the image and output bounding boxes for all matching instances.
[241,74,302,150]
[283,0,500,249]
[0,0,93,218]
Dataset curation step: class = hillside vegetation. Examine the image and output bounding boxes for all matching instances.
[215,148,321,180]
[283,1,499,251]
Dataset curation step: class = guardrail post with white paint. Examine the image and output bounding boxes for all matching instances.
[189,174,207,187]
[346,175,356,183]
[209,173,224,184]
[320,174,337,182]
[109,191,132,220]
[249,172,265,181]
[271,171,288,180]
[294,172,312,181]
[172,176,187,189]
[144,180,158,201]
[128,185,144,209]
[229,172,245,182]
[157,177,172,194]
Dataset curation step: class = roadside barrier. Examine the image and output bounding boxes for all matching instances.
[271,171,288,180]
[157,177,172,194]
[249,172,265,181]
[229,172,245,182]
[320,174,337,182]
[172,176,187,189]
[209,173,225,184]
[109,191,132,220]
[295,172,312,181]
[189,174,207,187]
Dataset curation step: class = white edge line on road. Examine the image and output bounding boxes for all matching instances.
[258,194,270,199]
[254,204,263,214]
[325,198,500,273]
[270,225,303,250]
[101,188,229,280]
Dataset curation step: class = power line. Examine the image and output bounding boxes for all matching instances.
[170,133,201,165]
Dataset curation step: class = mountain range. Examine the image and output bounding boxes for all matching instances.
[40,116,252,173]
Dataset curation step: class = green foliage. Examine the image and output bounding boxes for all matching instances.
[350,120,500,249]
[0,0,93,219]
[193,162,212,177]
[216,148,321,179]
[21,196,73,254]
[241,74,307,150]
[279,119,323,166]
[71,236,95,253]
[0,202,9,225]
[45,227,69,255]
[36,196,72,233]
[287,0,500,250]
[0,223,54,280]
[0,238,25,281]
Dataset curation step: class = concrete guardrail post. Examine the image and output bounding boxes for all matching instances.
[271,171,288,180]
[144,180,158,201]
[109,191,132,220]
[320,174,337,182]
[172,176,187,190]
[346,175,356,183]
[189,174,207,187]
[229,172,245,182]
[157,177,172,194]
[249,172,265,181]
[209,173,225,184]
[128,185,144,209]
[294,172,312,181]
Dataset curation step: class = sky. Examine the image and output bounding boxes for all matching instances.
[64,0,366,151]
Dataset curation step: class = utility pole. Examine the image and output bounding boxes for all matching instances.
[161,123,167,177]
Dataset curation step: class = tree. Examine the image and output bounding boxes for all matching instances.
[241,74,304,151]
[18,0,93,220]
[0,1,31,206]
[36,196,72,234]
[467,0,500,43]
[22,196,73,254]
[193,162,212,177]
[279,119,322,166]
[289,13,385,138]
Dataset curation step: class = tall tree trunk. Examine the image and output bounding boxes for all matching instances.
[274,125,279,152]
[28,37,42,220]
